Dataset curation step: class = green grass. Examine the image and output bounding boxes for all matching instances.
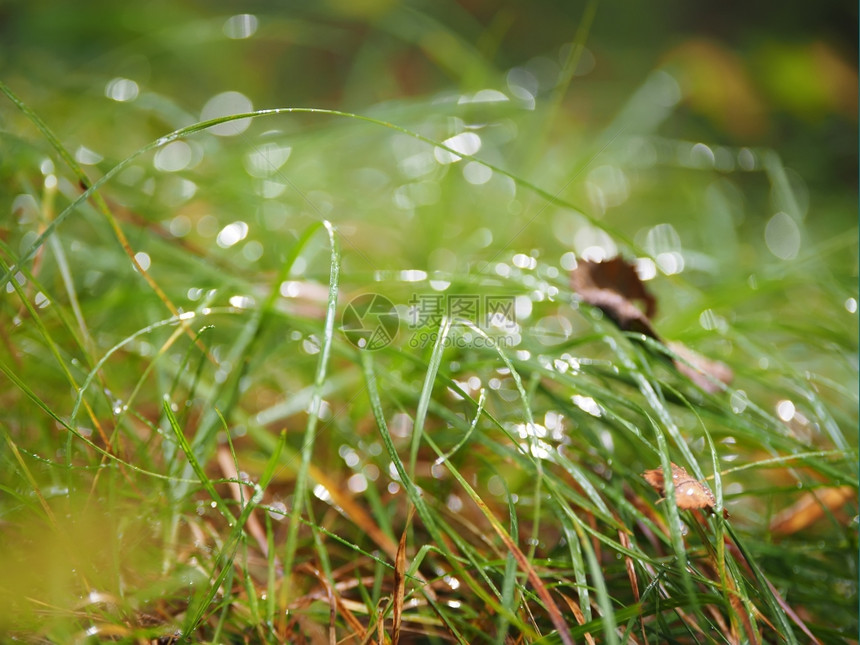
[0,6,857,643]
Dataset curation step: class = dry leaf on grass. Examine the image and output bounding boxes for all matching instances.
[643,462,729,518]
[570,256,658,338]
[571,256,733,392]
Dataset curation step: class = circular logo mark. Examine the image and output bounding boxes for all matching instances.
[341,293,399,350]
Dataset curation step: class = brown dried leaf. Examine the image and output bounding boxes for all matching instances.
[392,506,415,645]
[560,593,597,645]
[570,255,733,391]
[392,526,406,645]
[643,462,729,517]
[571,257,658,338]
[571,256,657,317]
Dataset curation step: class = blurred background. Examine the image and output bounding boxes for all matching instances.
[1,0,856,390]
[2,1,856,271]
[2,2,856,277]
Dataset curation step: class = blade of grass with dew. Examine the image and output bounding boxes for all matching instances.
[107,321,189,448]
[392,505,413,645]
[397,550,467,641]
[660,379,731,519]
[167,325,215,424]
[220,410,275,561]
[549,479,623,644]
[162,399,230,517]
[245,414,401,564]
[512,353,658,456]
[434,388,485,468]
[693,389,855,487]
[722,538,761,642]
[457,321,547,565]
[70,312,203,423]
[38,177,97,360]
[626,340,705,479]
[399,386,540,616]
[590,336,712,623]
[558,517,592,624]
[281,220,339,589]
[552,450,613,518]
[1,423,60,528]
[686,386,747,635]
[304,499,340,632]
[211,555,238,643]
[419,384,525,639]
[409,315,452,478]
[389,366,638,544]
[353,571,379,641]
[495,467,522,645]
[159,225,324,570]
[459,362,666,550]
[264,512,278,627]
[654,327,856,463]
[464,333,661,643]
[0,236,90,373]
[400,323,548,630]
[0,246,117,440]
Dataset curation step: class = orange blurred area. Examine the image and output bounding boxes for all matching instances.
[665,38,857,140]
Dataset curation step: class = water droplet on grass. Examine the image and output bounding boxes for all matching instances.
[730,390,748,413]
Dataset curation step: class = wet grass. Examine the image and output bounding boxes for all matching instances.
[0,7,857,643]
